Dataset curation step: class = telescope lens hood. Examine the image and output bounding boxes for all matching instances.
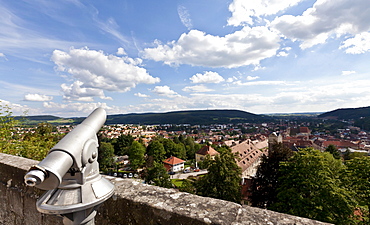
[24,169,45,186]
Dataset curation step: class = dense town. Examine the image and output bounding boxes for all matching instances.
[97,118,370,157]
[17,118,370,178]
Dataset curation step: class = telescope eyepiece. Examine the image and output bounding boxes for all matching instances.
[24,170,45,187]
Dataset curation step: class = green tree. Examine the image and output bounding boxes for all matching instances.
[161,138,186,159]
[114,134,134,156]
[250,142,293,208]
[272,148,355,224]
[178,179,195,194]
[325,144,341,159]
[98,142,115,171]
[18,132,59,161]
[195,149,242,203]
[144,161,172,188]
[0,103,19,154]
[343,148,367,160]
[344,157,370,223]
[22,122,63,160]
[161,138,176,157]
[178,134,185,143]
[213,146,230,154]
[147,140,166,163]
[174,142,186,159]
[184,136,199,160]
[128,141,146,170]
[0,104,62,161]
[35,122,54,136]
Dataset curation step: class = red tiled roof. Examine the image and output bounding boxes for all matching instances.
[231,140,268,172]
[299,127,310,133]
[163,156,185,166]
[163,163,172,171]
[323,140,357,148]
[284,140,313,148]
[196,145,219,156]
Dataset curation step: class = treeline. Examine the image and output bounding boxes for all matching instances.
[106,109,269,125]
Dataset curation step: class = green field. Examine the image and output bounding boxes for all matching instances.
[171,179,185,188]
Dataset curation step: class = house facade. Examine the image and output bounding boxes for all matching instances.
[195,145,219,162]
[163,156,185,172]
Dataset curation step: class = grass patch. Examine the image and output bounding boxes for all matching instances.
[171,179,185,188]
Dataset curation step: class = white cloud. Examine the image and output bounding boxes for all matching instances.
[24,93,53,101]
[151,86,180,98]
[7,77,370,116]
[52,47,160,100]
[234,80,290,86]
[277,51,288,57]
[0,99,35,116]
[133,77,370,114]
[135,92,150,98]
[271,0,370,49]
[341,70,356,76]
[132,93,271,113]
[0,53,7,61]
[142,27,280,68]
[252,65,266,71]
[182,85,214,93]
[61,81,112,101]
[227,0,304,26]
[277,46,292,57]
[42,101,120,116]
[246,76,259,81]
[340,32,370,54]
[92,14,129,45]
[226,77,237,83]
[177,5,193,30]
[266,78,370,112]
[116,47,127,55]
[190,71,225,84]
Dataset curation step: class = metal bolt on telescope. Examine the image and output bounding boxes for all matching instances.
[24,107,115,225]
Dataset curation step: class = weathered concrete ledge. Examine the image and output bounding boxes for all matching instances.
[0,153,331,225]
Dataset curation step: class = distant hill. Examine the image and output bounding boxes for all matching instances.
[105,109,270,125]
[16,109,270,126]
[14,115,74,125]
[15,115,61,121]
[318,106,370,120]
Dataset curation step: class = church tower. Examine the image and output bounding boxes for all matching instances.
[268,132,282,150]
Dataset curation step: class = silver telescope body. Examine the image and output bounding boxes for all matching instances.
[24,107,114,225]
[24,107,106,190]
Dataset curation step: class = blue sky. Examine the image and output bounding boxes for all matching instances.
[1,0,370,116]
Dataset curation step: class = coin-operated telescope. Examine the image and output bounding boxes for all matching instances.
[24,108,114,225]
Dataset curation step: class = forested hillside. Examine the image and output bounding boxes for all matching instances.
[318,106,370,131]
[106,109,270,125]
[19,109,271,125]
[318,106,370,120]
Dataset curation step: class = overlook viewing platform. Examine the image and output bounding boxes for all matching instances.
[0,152,331,225]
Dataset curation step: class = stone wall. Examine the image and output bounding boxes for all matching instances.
[0,153,331,225]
